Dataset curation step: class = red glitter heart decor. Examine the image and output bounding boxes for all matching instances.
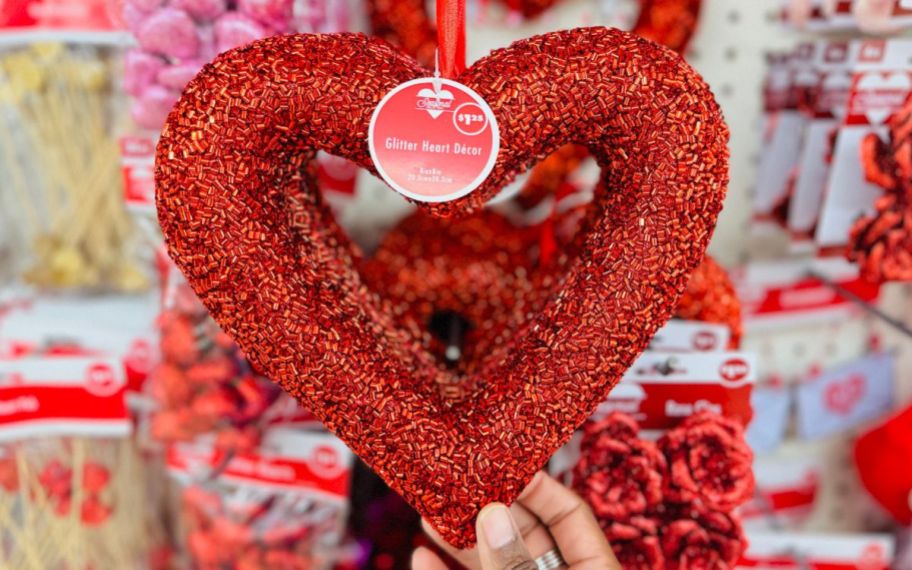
[155,27,728,546]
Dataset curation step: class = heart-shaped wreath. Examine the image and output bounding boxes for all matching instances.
[155,27,728,546]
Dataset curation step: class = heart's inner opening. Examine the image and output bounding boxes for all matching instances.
[427,310,474,366]
[344,144,602,376]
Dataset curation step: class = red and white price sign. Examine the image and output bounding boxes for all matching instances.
[0,0,124,43]
[0,356,129,441]
[120,136,156,213]
[167,428,353,500]
[368,78,499,202]
[738,532,893,570]
[649,320,732,352]
[595,351,756,431]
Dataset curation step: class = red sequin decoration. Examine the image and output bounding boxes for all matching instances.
[364,212,741,380]
[604,515,664,570]
[155,29,728,546]
[361,210,538,383]
[848,95,912,282]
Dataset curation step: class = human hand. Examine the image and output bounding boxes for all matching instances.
[412,471,621,570]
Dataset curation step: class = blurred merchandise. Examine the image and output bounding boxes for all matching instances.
[0,0,910,568]
[0,355,167,568]
[0,44,145,292]
[167,429,353,570]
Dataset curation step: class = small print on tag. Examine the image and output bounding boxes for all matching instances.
[368,78,499,202]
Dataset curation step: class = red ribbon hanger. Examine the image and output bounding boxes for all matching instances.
[436,0,466,78]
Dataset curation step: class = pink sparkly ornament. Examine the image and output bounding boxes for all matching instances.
[124,49,165,96]
[157,61,204,90]
[237,0,294,30]
[125,0,164,12]
[137,8,201,60]
[122,4,148,31]
[131,85,181,130]
[214,12,270,53]
[172,0,228,22]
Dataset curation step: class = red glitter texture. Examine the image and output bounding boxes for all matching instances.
[658,412,755,511]
[155,29,728,546]
[633,0,703,54]
[848,95,912,282]
[573,413,666,520]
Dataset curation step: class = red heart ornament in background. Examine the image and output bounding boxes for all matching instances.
[825,374,866,415]
[361,210,539,385]
[155,27,728,546]
[362,211,742,381]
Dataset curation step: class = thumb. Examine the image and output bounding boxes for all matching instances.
[476,504,537,570]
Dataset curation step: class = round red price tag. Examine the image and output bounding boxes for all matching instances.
[368,78,499,202]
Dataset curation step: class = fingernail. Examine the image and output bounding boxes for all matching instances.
[480,504,516,549]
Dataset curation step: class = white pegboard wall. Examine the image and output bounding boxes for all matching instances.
[684,0,797,266]
[347,0,794,264]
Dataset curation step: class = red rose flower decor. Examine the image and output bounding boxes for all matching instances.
[573,412,753,569]
[659,412,754,512]
[848,94,912,282]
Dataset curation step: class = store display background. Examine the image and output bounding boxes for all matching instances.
[333,0,912,534]
[0,0,909,548]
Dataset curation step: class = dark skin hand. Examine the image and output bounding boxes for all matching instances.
[412,471,622,570]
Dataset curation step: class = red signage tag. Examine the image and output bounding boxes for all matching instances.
[120,136,156,213]
[0,356,130,441]
[167,429,353,500]
[0,0,124,44]
[596,351,756,431]
[368,78,499,202]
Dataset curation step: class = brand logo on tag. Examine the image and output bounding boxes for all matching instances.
[692,331,719,351]
[416,87,455,119]
[852,72,912,125]
[720,358,750,382]
[369,78,499,202]
[310,444,345,479]
[859,40,886,63]
[859,544,887,570]
[824,374,865,414]
[85,363,119,397]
